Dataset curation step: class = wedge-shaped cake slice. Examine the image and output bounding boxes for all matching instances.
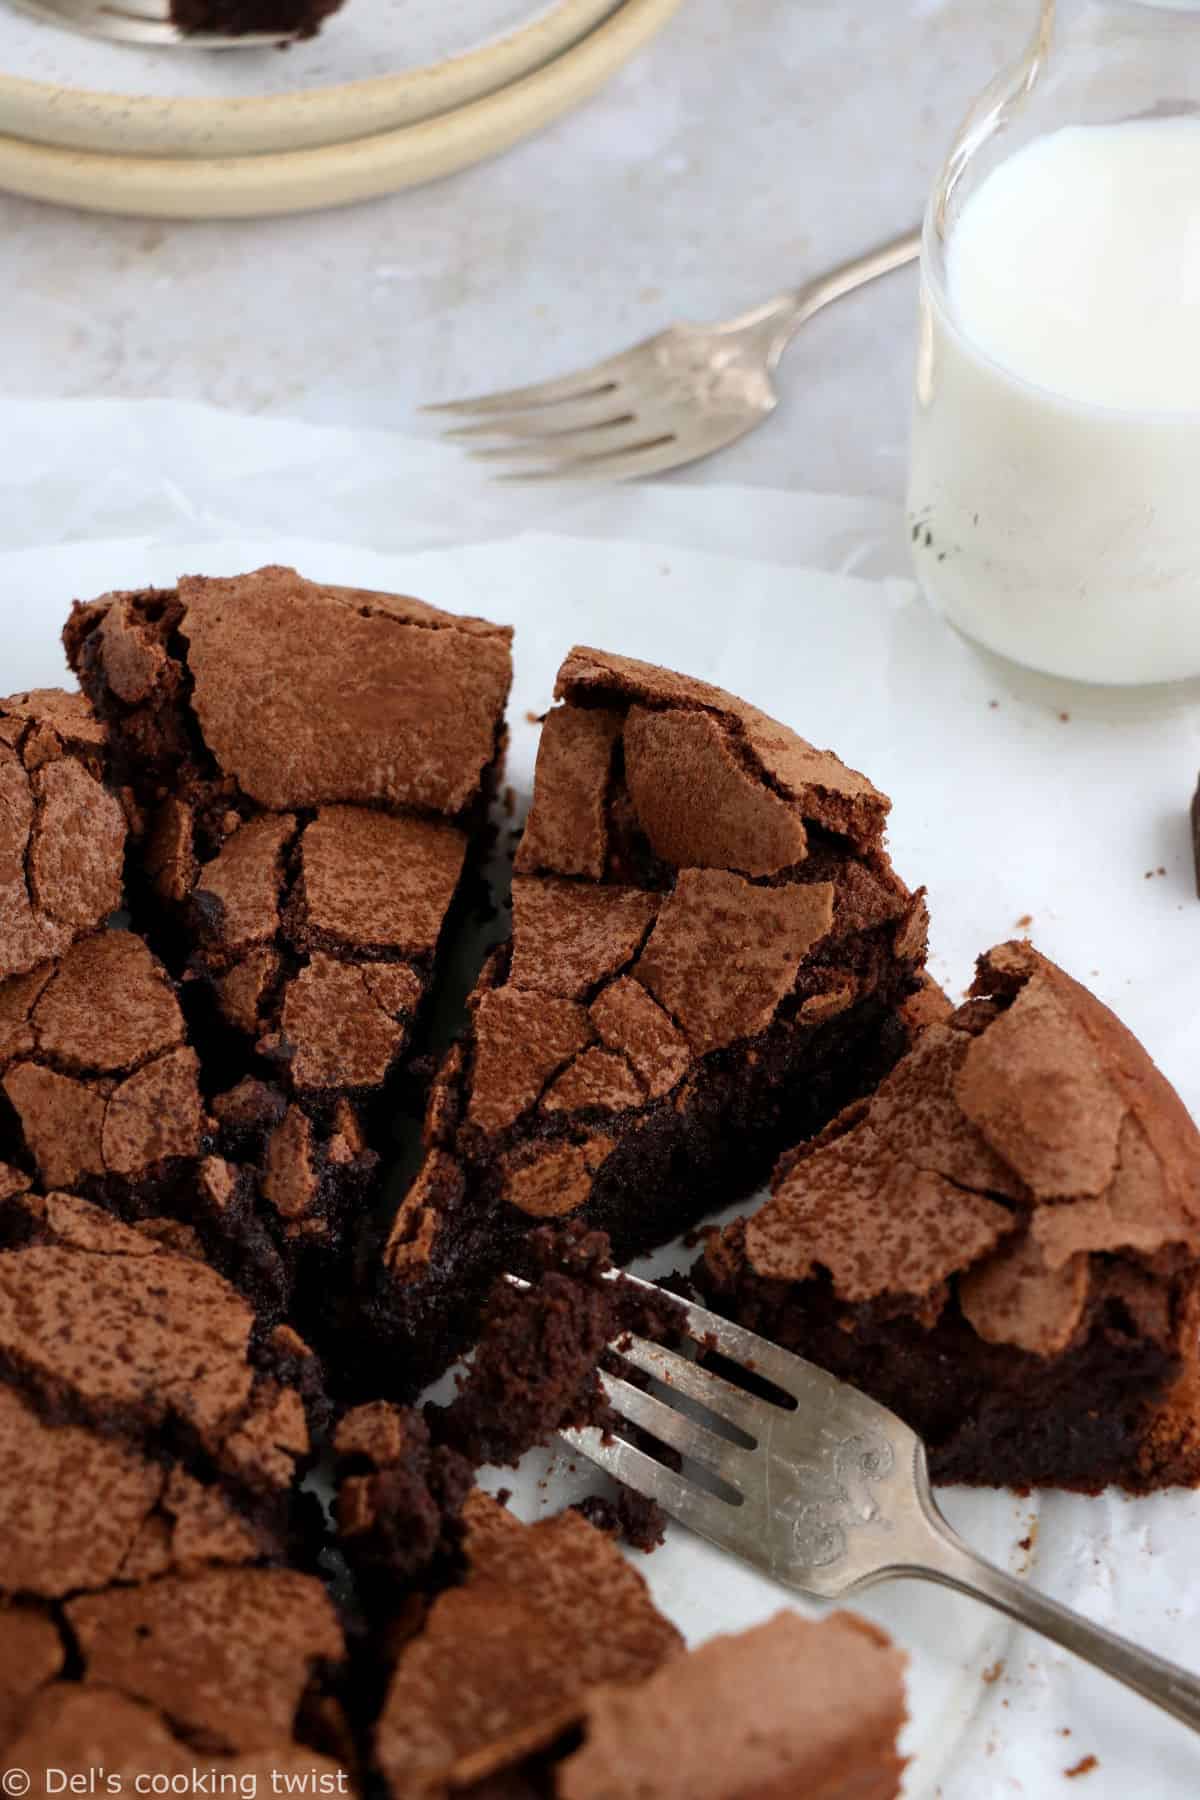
[64,566,512,1339]
[363,646,927,1397]
[368,1491,905,1800]
[0,1192,328,1589]
[560,1611,907,1800]
[700,941,1200,1493]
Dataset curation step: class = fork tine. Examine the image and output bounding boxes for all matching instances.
[598,1372,749,1489]
[562,1424,743,1542]
[465,421,656,464]
[422,365,627,418]
[615,1336,766,1442]
[616,1273,812,1402]
[440,395,635,440]
[494,436,690,484]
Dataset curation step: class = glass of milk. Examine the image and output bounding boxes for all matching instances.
[908,0,1200,685]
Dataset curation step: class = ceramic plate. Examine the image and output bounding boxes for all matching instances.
[0,0,683,214]
[0,0,624,155]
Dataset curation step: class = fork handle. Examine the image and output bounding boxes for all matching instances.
[742,226,923,359]
[788,227,923,321]
[911,1519,1200,1735]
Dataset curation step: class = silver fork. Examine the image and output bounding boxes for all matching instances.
[5,0,292,45]
[569,1274,1200,1734]
[427,227,921,482]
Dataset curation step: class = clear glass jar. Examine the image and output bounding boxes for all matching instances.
[907,1,1200,685]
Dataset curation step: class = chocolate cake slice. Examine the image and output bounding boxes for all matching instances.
[363,646,927,1396]
[0,689,125,983]
[370,1491,684,1796]
[170,0,344,38]
[64,566,512,1334]
[0,926,371,1313]
[0,1192,327,1590]
[368,1492,905,1799]
[699,941,1200,1494]
[560,1611,907,1800]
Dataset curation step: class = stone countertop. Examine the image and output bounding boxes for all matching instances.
[0,0,1027,498]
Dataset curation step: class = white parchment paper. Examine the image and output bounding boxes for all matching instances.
[2,399,1198,1799]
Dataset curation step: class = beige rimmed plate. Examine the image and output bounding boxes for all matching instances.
[0,0,683,215]
[0,0,625,156]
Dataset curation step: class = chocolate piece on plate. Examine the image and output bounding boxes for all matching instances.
[699,940,1200,1494]
[360,645,926,1397]
[0,1192,326,1596]
[65,566,511,1346]
[367,1492,905,1800]
[559,1611,907,1800]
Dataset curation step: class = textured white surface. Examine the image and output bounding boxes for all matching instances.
[1,397,1199,1799]
[0,0,1028,496]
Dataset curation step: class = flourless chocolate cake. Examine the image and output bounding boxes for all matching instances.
[699,941,1200,1494]
[169,0,344,37]
[360,646,927,1396]
[64,567,512,1335]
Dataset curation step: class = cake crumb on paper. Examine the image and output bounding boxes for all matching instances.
[981,1660,1004,1684]
[1065,1754,1099,1779]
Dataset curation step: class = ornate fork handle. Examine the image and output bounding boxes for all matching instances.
[903,1497,1200,1735]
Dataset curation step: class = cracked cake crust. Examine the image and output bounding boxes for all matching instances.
[699,941,1200,1494]
[359,646,926,1399]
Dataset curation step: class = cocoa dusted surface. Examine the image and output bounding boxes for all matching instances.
[64,569,511,830]
[560,1611,907,1800]
[0,1193,327,1593]
[362,645,925,1401]
[699,941,1200,1494]
[6,1688,349,1793]
[0,689,125,983]
[64,565,512,1354]
[0,929,366,1319]
[373,1493,683,1799]
[66,1567,345,1754]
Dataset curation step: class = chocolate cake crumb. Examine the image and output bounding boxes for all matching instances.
[574,1489,667,1553]
[437,1223,682,1470]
